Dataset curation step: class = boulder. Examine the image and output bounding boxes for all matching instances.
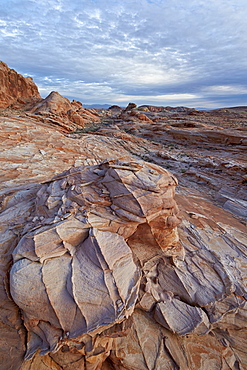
[3,156,246,370]
[108,105,122,111]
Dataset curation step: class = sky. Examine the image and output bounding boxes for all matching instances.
[0,0,247,108]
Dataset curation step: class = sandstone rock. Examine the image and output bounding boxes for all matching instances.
[118,109,153,124]
[108,105,122,111]
[1,135,246,369]
[0,62,100,132]
[29,91,100,131]
[137,106,150,112]
[0,61,41,108]
[137,113,153,122]
[6,159,180,363]
[124,102,137,111]
[31,91,72,115]
[67,110,85,126]
[0,115,141,195]
[112,105,247,222]
[223,199,247,218]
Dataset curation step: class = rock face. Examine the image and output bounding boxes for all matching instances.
[0,61,41,108]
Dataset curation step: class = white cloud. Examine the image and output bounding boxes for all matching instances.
[0,0,247,108]
[203,85,247,95]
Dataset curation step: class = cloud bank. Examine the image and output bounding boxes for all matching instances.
[1,0,247,108]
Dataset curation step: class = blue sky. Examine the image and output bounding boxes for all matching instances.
[0,0,247,108]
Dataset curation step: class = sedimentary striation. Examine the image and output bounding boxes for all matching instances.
[0,62,100,130]
[0,65,247,370]
[28,91,100,131]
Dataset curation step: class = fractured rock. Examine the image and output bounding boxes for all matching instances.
[9,159,181,361]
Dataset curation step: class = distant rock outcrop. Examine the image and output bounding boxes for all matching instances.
[0,61,41,108]
[118,103,154,123]
[0,63,100,132]
[28,91,100,131]
[108,104,122,111]
[31,91,72,115]
[124,102,137,111]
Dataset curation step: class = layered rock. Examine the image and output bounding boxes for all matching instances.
[0,61,41,108]
[28,91,100,132]
[0,63,100,132]
[9,160,180,360]
[1,150,246,370]
[107,104,247,222]
[118,103,154,123]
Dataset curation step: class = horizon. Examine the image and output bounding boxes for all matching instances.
[1,0,247,109]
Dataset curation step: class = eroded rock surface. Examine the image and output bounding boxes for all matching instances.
[9,159,180,360]
[98,104,247,222]
[0,102,247,369]
[0,63,100,132]
[29,91,100,132]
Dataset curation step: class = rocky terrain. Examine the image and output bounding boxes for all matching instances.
[0,61,100,130]
[0,63,247,369]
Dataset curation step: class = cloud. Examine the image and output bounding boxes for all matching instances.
[0,0,247,107]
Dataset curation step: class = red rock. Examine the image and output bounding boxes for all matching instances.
[119,110,153,123]
[0,61,41,108]
[30,91,100,131]
[31,91,71,114]
[137,113,153,122]
[108,105,122,110]
[124,102,137,111]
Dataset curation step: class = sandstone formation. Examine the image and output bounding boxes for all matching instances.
[108,105,122,111]
[9,159,180,362]
[119,109,154,123]
[110,104,247,221]
[0,61,41,108]
[0,67,247,369]
[123,102,137,111]
[29,92,100,131]
[0,62,100,132]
